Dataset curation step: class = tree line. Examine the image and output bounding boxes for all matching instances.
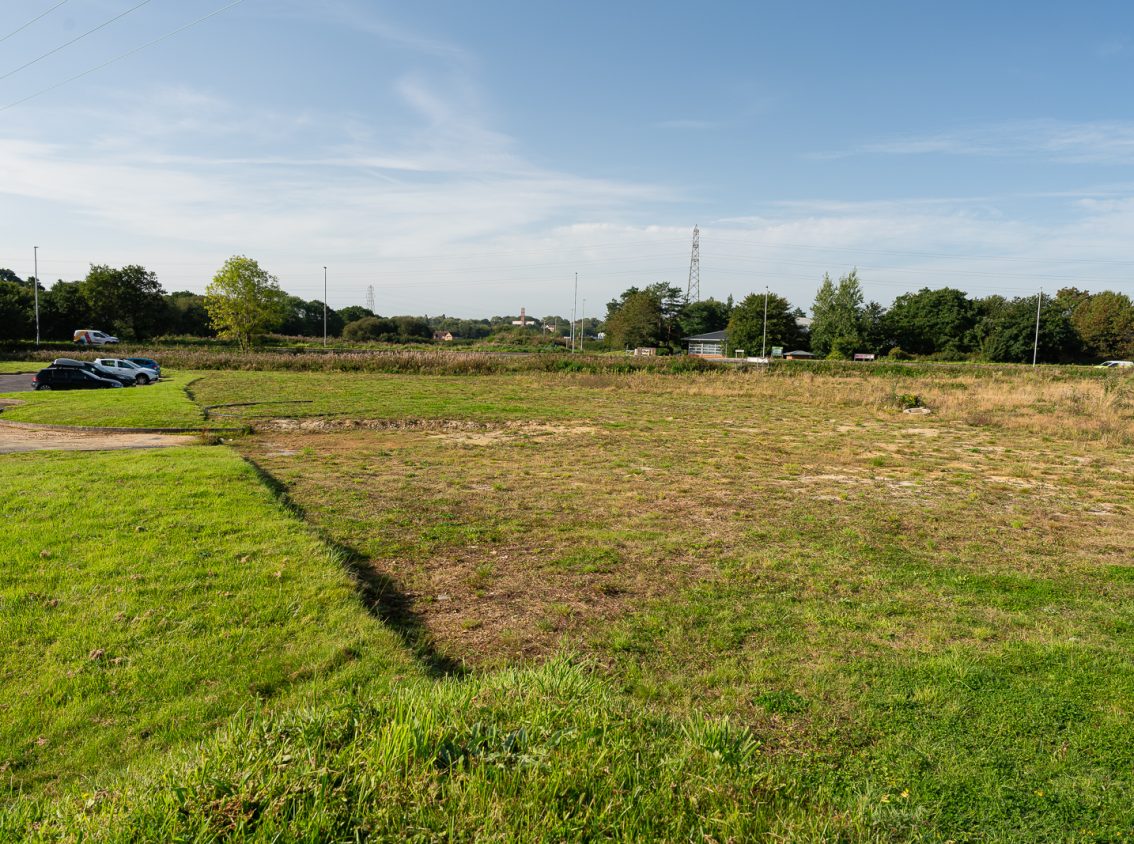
[601,271,1134,362]
[0,258,579,346]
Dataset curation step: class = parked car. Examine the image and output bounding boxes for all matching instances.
[73,329,119,345]
[52,358,136,387]
[94,357,159,385]
[1097,360,1134,368]
[127,357,161,377]
[33,367,123,390]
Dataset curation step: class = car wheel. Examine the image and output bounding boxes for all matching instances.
[37,385,51,391]
[137,375,150,385]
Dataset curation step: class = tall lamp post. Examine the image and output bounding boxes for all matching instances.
[761,285,769,358]
[323,266,328,348]
[572,272,578,352]
[1032,288,1042,366]
[33,246,40,347]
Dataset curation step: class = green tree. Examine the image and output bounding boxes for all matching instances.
[81,264,166,339]
[976,294,1080,363]
[165,291,215,337]
[41,281,91,340]
[678,297,732,338]
[1062,289,1134,360]
[343,316,396,341]
[726,292,806,355]
[605,290,664,348]
[205,256,288,349]
[883,287,977,357]
[605,282,685,349]
[337,305,374,325]
[0,280,34,341]
[810,270,865,358]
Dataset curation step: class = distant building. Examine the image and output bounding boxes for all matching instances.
[784,350,816,360]
[684,330,727,357]
[511,307,536,327]
[433,331,454,342]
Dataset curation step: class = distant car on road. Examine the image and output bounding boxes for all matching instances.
[1097,360,1134,368]
[52,358,136,387]
[126,357,161,377]
[33,367,123,390]
[94,357,159,385]
[73,329,119,346]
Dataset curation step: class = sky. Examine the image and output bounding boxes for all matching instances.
[1,0,1133,318]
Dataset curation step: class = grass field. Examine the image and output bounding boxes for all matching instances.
[4,365,1134,840]
[0,371,207,428]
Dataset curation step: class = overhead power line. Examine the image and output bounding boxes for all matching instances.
[0,0,70,45]
[1,0,246,112]
[0,0,153,83]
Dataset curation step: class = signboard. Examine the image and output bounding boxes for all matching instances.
[771,346,784,357]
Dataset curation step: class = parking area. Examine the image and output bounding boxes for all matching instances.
[0,373,33,393]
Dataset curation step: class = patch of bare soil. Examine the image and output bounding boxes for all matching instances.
[256,417,598,437]
[0,425,198,454]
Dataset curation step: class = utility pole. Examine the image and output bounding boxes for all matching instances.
[686,225,701,302]
[761,285,769,358]
[33,246,40,347]
[323,266,328,347]
[580,298,585,352]
[572,272,578,353]
[1032,288,1042,366]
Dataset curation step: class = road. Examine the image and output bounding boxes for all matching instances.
[0,373,34,393]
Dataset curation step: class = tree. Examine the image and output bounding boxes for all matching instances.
[205,256,288,349]
[976,294,1080,363]
[81,264,166,339]
[41,281,91,340]
[166,291,215,337]
[0,281,34,341]
[883,287,977,357]
[605,282,685,349]
[678,297,732,338]
[605,290,664,348]
[343,316,395,341]
[1063,289,1134,360]
[337,305,374,325]
[726,292,806,354]
[810,270,865,358]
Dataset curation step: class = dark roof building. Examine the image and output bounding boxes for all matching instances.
[684,330,727,357]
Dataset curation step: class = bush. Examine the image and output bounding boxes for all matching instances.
[888,346,912,360]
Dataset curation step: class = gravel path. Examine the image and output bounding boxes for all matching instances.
[0,424,198,454]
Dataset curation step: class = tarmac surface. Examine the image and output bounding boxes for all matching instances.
[0,373,34,393]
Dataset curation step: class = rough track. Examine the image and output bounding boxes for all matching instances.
[0,424,198,454]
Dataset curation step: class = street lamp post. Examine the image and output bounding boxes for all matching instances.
[1032,288,1042,366]
[323,266,328,348]
[33,246,40,347]
[761,285,769,358]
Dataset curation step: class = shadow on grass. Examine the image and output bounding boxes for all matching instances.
[239,453,467,679]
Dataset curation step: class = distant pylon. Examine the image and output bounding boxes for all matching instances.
[365,285,375,313]
[687,225,701,302]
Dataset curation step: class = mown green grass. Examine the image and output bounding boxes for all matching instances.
[0,446,415,800]
[0,362,37,374]
[5,367,1134,840]
[0,372,206,428]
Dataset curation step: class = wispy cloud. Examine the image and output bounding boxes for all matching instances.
[818,119,1134,164]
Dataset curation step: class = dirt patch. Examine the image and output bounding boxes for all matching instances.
[256,417,598,438]
[0,426,198,454]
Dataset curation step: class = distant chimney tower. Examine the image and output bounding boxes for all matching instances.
[511,307,534,327]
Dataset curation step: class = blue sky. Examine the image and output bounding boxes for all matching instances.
[1,0,1132,317]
